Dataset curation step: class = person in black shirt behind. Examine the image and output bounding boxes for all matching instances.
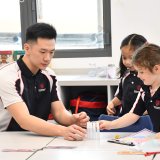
[107,34,147,116]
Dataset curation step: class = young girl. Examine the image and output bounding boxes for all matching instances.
[107,34,147,116]
[99,43,160,135]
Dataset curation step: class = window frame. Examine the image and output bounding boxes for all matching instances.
[20,0,37,45]
[20,0,111,58]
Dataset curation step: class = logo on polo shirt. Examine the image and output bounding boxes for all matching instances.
[154,100,160,110]
[155,100,160,106]
[134,85,141,93]
[38,83,46,92]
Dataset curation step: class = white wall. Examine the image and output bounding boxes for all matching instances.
[52,0,160,70]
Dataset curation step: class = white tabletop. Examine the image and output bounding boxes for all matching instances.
[0,132,159,160]
[0,132,54,160]
[29,133,160,160]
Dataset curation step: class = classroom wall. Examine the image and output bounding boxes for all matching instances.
[52,0,160,71]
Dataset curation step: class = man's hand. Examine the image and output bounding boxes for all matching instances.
[63,124,86,141]
[73,112,90,128]
[99,120,112,130]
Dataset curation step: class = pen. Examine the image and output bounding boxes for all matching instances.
[152,154,156,160]
[107,139,135,146]
[118,150,160,158]
[145,151,160,156]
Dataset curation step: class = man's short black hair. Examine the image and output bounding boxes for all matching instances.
[26,23,57,42]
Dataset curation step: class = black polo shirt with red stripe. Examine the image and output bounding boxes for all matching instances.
[131,85,160,132]
[0,57,59,131]
[115,70,143,116]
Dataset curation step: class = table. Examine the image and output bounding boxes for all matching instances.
[0,132,54,160]
[29,132,159,160]
[0,132,159,160]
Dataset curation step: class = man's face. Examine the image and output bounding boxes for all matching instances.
[24,38,55,73]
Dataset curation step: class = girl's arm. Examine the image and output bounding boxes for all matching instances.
[99,112,140,130]
[106,97,121,115]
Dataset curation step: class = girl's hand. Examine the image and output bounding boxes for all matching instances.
[106,101,116,115]
[99,120,112,130]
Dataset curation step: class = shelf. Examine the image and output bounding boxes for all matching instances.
[57,75,120,86]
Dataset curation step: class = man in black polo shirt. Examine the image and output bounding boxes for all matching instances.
[0,23,89,141]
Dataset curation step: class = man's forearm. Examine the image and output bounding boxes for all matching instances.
[20,115,66,136]
[54,109,76,126]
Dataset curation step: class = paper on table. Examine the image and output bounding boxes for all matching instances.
[2,149,36,152]
[118,129,160,154]
[133,139,160,152]
[118,128,155,145]
[118,139,160,157]
[2,146,77,152]
[46,146,77,149]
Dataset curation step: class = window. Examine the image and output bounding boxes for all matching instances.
[0,0,22,50]
[21,0,111,58]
